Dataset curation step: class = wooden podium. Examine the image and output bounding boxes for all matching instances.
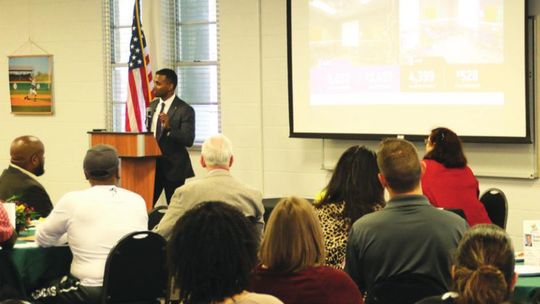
[88,132,161,210]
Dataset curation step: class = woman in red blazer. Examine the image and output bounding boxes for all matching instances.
[422,127,491,226]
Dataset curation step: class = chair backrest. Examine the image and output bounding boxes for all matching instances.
[479,188,508,229]
[148,206,168,230]
[365,273,446,304]
[262,198,281,224]
[101,231,167,304]
[262,197,314,224]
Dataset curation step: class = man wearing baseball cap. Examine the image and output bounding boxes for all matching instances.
[34,144,148,304]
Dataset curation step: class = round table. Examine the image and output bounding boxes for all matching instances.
[6,228,72,297]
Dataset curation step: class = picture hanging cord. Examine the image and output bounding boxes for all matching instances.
[10,38,50,56]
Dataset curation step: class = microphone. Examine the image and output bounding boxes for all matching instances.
[145,106,153,131]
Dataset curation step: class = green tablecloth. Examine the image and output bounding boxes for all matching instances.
[8,228,72,296]
[514,275,540,303]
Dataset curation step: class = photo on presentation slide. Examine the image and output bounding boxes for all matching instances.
[8,55,54,115]
[400,0,503,65]
[308,0,504,104]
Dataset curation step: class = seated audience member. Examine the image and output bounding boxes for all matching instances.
[0,203,19,300]
[345,139,468,294]
[416,224,516,304]
[155,134,264,240]
[314,145,385,269]
[168,201,283,304]
[0,136,52,217]
[422,127,491,226]
[33,145,148,304]
[251,196,363,304]
[0,203,16,249]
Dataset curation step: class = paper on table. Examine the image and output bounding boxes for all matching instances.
[516,264,540,277]
[523,220,540,265]
[14,242,38,249]
[3,203,15,229]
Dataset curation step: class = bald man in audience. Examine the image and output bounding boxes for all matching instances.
[154,134,264,240]
[0,136,52,217]
[345,138,468,295]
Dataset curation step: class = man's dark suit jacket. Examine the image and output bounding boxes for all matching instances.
[148,96,195,183]
[0,166,53,217]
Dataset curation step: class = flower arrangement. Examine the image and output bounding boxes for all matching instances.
[4,195,40,232]
[15,203,38,232]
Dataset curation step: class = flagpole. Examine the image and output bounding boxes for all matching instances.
[134,0,152,104]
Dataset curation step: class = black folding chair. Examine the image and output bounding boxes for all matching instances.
[365,273,446,304]
[479,188,508,229]
[101,231,167,304]
[147,206,168,230]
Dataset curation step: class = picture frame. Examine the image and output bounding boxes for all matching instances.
[8,55,54,115]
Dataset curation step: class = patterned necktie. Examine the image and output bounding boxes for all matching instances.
[155,102,166,138]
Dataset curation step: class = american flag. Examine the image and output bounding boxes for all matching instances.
[125,0,153,132]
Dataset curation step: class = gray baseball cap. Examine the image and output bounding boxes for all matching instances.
[83,144,119,179]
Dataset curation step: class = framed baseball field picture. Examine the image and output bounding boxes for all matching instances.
[8,55,53,115]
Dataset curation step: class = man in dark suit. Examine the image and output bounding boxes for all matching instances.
[0,135,53,217]
[147,68,195,205]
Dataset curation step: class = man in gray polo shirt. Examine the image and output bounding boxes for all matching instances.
[345,139,468,294]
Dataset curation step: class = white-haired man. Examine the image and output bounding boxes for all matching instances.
[154,134,264,240]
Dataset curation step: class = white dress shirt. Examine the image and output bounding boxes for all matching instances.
[151,94,175,136]
[35,185,148,286]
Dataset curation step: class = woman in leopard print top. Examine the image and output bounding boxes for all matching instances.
[314,146,385,269]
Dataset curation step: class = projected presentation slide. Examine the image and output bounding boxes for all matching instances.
[290,0,528,139]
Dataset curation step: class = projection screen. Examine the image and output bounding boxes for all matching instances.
[288,0,532,142]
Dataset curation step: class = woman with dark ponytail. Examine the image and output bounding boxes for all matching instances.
[417,224,517,304]
[422,127,491,226]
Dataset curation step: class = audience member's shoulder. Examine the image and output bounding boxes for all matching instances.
[22,181,49,196]
[315,201,344,212]
[118,187,146,201]
[247,186,262,201]
[56,189,82,202]
[434,208,468,227]
[463,164,476,175]
[2,166,21,176]
[316,265,352,279]
[179,174,220,190]
[350,207,386,228]
[226,176,262,200]
[423,159,444,170]
[231,175,261,193]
